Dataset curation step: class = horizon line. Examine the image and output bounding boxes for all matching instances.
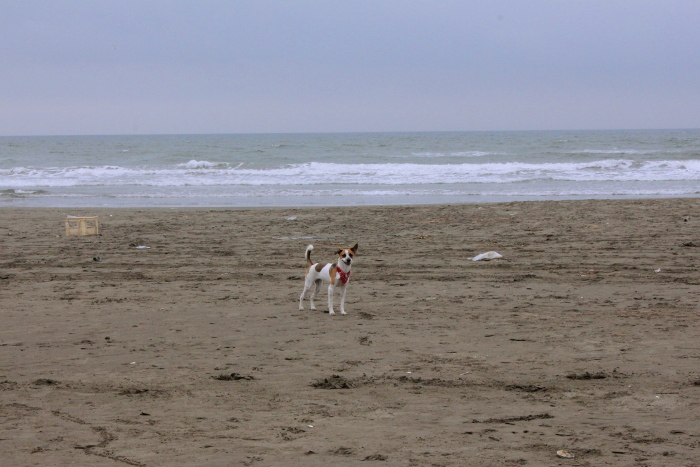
[2,127,699,138]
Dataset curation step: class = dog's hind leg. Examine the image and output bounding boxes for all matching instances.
[299,288,307,310]
[309,279,322,311]
[299,280,312,310]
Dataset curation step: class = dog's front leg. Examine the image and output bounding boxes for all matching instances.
[339,284,348,315]
[327,284,336,315]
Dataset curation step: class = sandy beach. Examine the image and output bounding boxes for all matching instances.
[1,198,699,466]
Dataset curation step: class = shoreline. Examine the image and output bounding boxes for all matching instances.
[2,193,699,210]
[2,198,699,465]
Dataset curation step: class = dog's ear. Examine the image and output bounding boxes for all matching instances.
[351,244,358,254]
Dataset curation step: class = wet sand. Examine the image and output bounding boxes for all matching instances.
[1,198,699,466]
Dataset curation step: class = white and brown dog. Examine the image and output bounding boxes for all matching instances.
[299,244,358,315]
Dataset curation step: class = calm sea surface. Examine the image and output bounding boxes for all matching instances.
[1,130,699,207]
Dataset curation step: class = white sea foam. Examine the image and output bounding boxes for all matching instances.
[178,159,220,169]
[2,159,699,188]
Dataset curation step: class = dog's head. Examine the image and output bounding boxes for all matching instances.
[336,244,358,266]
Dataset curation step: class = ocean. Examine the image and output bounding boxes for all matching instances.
[1,129,699,208]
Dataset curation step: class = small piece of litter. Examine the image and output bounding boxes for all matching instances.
[308,425,313,428]
[654,269,661,273]
[136,246,150,249]
[556,450,575,459]
[472,251,503,261]
[130,362,136,365]
[287,216,297,221]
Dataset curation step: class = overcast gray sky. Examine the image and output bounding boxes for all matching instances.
[1,1,699,136]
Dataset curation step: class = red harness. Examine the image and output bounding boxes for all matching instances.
[337,268,351,285]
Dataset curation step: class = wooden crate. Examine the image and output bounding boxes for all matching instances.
[65,217,99,236]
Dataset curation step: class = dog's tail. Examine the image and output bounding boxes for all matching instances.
[305,245,314,266]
